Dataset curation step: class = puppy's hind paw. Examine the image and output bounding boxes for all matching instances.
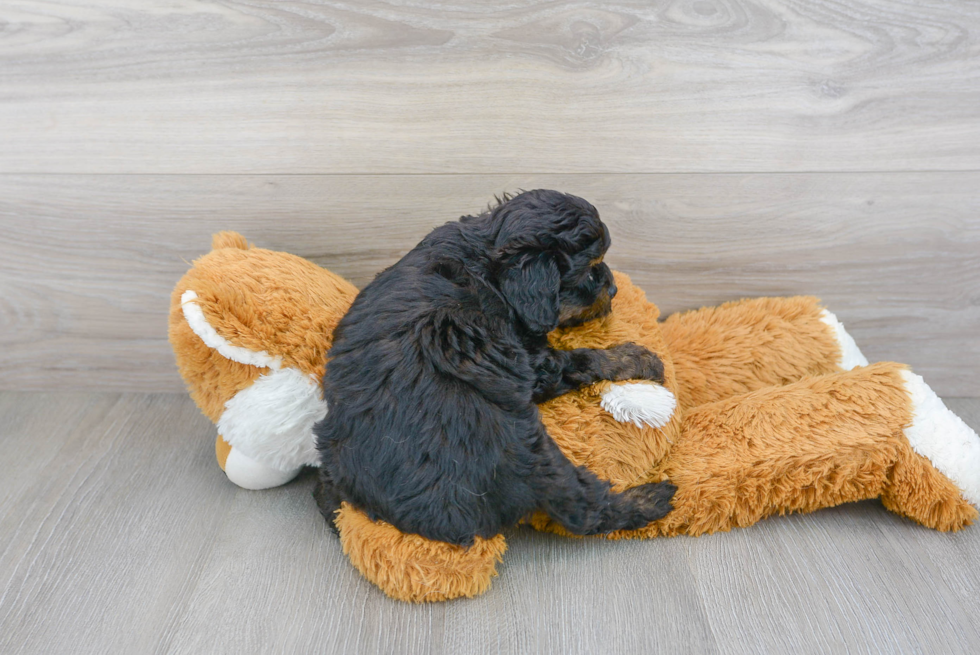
[313,476,343,536]
[601,382,677,429]
[622,480,677,527]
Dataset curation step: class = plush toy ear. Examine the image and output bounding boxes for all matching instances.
[499,251,561,334]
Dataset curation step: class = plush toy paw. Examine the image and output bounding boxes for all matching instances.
[215,366,325,473]
[600,382,677,429]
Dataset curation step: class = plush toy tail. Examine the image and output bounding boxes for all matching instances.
[212,231,250,250]
[600,382,677,429]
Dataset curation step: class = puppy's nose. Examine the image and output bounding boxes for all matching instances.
[608,283,618,299]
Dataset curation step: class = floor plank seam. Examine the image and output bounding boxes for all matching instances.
[2,169,980,177]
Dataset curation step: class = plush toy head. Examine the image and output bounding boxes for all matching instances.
[169,232,357,489]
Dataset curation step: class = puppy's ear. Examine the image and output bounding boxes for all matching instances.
[499,252,560,334]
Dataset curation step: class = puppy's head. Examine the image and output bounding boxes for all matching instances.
[489,190,617,334]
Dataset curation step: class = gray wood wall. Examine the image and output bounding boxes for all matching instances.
[1,1,978,396]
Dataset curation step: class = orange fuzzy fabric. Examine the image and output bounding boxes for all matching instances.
[215,435,232,471]
[169,232,357,421]
[661,296,843,408]
[170,235,975,604]
[334,503,507,603]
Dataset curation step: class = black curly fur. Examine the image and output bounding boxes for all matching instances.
[313,190,675,546]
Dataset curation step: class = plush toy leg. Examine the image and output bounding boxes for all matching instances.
[215,435,303,490]
[333,503,507,603]
[661,296,866,409]
[619,362,978,538]
[887,370,980,519]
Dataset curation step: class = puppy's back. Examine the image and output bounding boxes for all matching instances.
[316,224,540,544]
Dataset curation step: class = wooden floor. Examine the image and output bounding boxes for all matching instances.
[0,391,978,655]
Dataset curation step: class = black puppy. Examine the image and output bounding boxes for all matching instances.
[313,190,675,546]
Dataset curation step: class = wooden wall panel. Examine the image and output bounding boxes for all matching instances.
[0,0,978,174]
[1,173,977,395]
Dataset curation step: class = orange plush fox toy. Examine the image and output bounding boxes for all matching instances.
[170,233,980,603]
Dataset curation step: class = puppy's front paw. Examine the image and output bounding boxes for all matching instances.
[621,480,676,527]
[606,343,665,383]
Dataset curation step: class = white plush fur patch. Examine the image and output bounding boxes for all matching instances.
[224,447,303,490]
[900,369,980,507]
[819,309,869,370]
[218,367,326,472]
[601,383,677,430]
[181,290,282,370]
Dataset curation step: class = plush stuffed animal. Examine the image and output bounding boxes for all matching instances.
[169,232,980,603]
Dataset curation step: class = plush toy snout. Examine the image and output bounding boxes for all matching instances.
[215,435,305,490]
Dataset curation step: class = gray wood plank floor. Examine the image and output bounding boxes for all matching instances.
[2,392,979,655]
